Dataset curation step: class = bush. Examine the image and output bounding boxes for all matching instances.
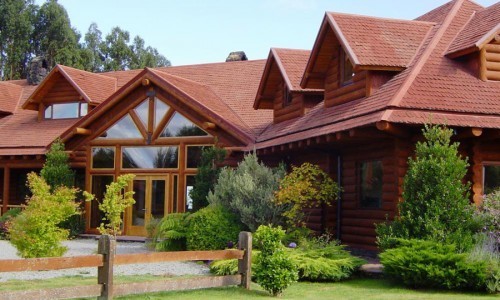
[150,213,189,251]
[254,225,297,296]
[186,205,242,250]
[40,138,74,190]
[189,146,226,212]
[9,173,80,258]
[0,208,21,239]
[380,239,488,291]
[376,124,478,251]
[477,189,500,248]
[208,152,286,232]
[275,163,340,227]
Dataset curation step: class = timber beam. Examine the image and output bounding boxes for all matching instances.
[454,127,483,140]
[376,121,409,138]
[74,127,92,136]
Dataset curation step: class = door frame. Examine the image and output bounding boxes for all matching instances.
[125,174,169,236]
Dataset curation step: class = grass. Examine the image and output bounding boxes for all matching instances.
[0,276,497,299]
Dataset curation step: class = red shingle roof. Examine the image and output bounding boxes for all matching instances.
[327,12,435,68]
[58,65,117,104]
[0,81,23,114]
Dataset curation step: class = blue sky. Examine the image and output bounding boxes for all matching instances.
[40,0,498,66]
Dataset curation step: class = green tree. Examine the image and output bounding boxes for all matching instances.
[189,146,226,212]
[81,22,103,72]
[0,0,35,80]
[376,124,478,251]
[129,36,171,69]
[40,138,74,190]
[8,173,80,258]
[101,27,133,71]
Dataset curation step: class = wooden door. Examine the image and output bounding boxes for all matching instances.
[127,175,168,236]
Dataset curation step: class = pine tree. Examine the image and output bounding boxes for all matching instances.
[40,138,74,190]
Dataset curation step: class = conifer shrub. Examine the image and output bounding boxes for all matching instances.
[150,213,190,251]
[208,152,287,231]
[254,225,298,296]
[275,162,340,227]
[189,146,226,212]
[376,124,478,251]
[186,205,242,250]
[9,173,80,258]
[380,239,489,291]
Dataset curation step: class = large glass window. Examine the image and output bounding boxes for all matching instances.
[134,99,149,129]
[186,145,209,169]
[154,98,170,130]
[99,114,143,139]
[122,146,178,169]
[44,102,88,119]
[90,175,114,228]
[186,175,196,212]
[484,165,500,194]
[359,160,383,208]
[160,112,208,137]
[91,147,115,169]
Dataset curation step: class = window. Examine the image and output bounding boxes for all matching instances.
[172,175,178,213]
[98,114,143,139]
[91,147,115,169]
[122,146,178,169]
[160,112,208,137]
[44,102,88,119]
[90,175,114,228]
[340,49,354,86]
[359,160,383,208]
[185,175,196,212]
[186,145,209,169]
[484,164,500,194]
[282,84,292,107]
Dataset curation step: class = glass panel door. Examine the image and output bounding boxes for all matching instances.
[132,179,147,226]
[151,179,166,219]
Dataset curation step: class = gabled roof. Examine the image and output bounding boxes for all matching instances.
[0,81,23,114]
[254,48,322,109]
[23,65,117,110]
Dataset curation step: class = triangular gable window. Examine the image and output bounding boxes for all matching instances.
[99,114,143,139]
[154,98,170,130]
[134,99,149,128]
[160,112,209,137]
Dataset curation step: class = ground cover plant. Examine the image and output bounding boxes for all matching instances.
[148,213,190,251]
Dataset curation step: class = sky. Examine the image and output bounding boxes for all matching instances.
[36,0,498,66]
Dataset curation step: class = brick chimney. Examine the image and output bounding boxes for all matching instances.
[226,51,248,62]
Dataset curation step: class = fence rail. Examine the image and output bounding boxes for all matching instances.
[0,231,252,300]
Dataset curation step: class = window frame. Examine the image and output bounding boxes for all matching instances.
[44,102,88,120]
[121,145,180,170]
[339,49,354,87]
[483,161,500,194]
[358,159,383,209]
[185,144,212,170]
[90,146,116,170]
[282,83,292,108]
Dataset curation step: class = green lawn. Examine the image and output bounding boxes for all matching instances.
[0,276,497,299]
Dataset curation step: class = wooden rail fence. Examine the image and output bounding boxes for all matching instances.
[0,231,252,300]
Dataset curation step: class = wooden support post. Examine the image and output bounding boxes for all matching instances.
[238,231,252,290]
[98,235,116,300]
[3,167,9,214]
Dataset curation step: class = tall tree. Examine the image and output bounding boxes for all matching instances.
[33,0,81,68]
[130,36,171,69]
[101,27,132,71]
[0,0,36,80]
[81,22,103,72]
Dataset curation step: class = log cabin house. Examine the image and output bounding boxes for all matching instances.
[0,0,498,249]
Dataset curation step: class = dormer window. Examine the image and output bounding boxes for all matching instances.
[44,102,88,119]
[282,84,292,107]
[340,49,354,86]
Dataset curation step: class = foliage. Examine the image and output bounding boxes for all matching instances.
[0,208,22,239]
[40,139,74,191]
[150,213,190,251]
[208,152,287,231]
[8,173,80,258]
[376,124,478,252]
[84,174,135,236]
[275,163,340,227]
[476,189,500,249]
[283,226,313,247]
[468,234,500,293]
[254,225,298,296]
[380,239,489,291]
[186,205,242,250]
[189,146,226,212]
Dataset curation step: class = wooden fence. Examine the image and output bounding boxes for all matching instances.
[0,231,252,300]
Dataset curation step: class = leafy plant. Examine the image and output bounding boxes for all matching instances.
[380,239,488,291]
[376,124,478,251]
[151,213,190,251]
[189,146,226,212]
[0,208,21,240]
[208,152,287,231]
[254,225,298,296]
[476,189,500,249]
[275,163,340,227]
[84,174,135,236]
[40,139,74,190]
[186,205,242,250]
[8,173,80,258]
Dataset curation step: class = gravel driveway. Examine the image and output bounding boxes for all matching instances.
[0,239,209,282]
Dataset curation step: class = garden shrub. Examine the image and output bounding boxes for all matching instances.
[208,152,287,231]
[150,213,190,251]
[476,189,500,248]
[84,174,135,236]
[254,225,298,296]
[275,163,340,227]
[186,205,242,250]
[380,239,488,291]
[9,173,80,258]
[0,208,21,239]
[189,146,226,212]
[376,124,478,251]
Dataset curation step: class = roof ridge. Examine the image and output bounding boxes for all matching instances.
[328,11,436,25]
[382,0,466,119]
[445,9,478,54]
[271,47,311,53]
[56,65,93,104]
[271,48,294,91]
[58,64,118,82]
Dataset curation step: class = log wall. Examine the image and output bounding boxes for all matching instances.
[273,81,303,123]
[324,56,367,107]
[43,76,81,104]
[481,39,500,81]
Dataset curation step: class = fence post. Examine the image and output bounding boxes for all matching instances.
[238,231,252,289]
[98,235,116,300]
